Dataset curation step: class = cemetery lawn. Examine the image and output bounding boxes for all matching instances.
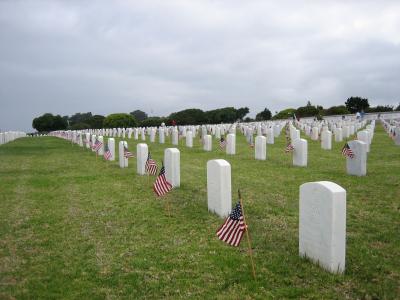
[0,126,399,299]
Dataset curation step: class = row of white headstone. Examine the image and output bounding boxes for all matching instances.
[59,117,373,176]
[381,119,400,146]
[0,131,26,145]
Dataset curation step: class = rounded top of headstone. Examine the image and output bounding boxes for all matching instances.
[300,181,346,193]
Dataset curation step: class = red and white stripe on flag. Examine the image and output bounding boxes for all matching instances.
[216,202,246,247]
[153,166,173,197]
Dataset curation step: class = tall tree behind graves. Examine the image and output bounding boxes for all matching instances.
[255,108,272,121]
[130,110,148,122]
[103,113,138,128]
[87,115,106,129]
[323,105,349,116]
[236,107,250,120]
[345,97,370,113]
[168,109,206,125]
[32,113,68,132]
[295,101,320,118]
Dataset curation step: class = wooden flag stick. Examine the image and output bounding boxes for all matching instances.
[165,193,172,217]
[238,189,256,280]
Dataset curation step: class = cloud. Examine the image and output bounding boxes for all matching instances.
[0,0,399,131]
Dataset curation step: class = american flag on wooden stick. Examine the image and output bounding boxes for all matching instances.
[153,165,172,197]
[341,142,354,159]
[123,146,134,158]
[219,136,226,149]
[103,143,112,160]
[285,141,294,153]
[216,201,246,247]
[93,139,103,151]
[145,152,158,175]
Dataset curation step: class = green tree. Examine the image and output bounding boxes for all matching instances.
[68,112,92,126]
[345,97,370,113]
[140,117,166,127]
[87,115,105,129]
[295,102,320,118]
[236,107,250,120]
[204,107,238,123]
[272,108,296,120]
[69,123,91,130]
[130,110,148,122]
[323,105,349,116]
[32,113,68,132]
[168,109,206,125]
[395,103,400,111]
[103,113,138,128]
[367,105,393,113]
[255,108,272,121]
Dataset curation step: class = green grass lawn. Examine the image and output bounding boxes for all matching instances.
[0,125,399,299]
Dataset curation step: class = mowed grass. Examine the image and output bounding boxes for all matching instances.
[0,125,399,299]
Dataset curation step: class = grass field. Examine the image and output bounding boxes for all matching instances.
[0,125,399,299]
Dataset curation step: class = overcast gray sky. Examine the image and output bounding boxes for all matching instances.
[1,0,399,131]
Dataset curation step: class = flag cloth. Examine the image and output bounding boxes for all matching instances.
[145,152,158,175]
[153,166,173,197]
[93,139,103,151]
[219,136,226,149]
[341,142,354,159]
[216,201,246,247]
[124,146,134,158]
[285,142,294,153]
[103,143,112,160]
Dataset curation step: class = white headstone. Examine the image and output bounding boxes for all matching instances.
[255,135,267,160]
[273,125,281,137]
[335,128,343,142]
[266,128,274,144]
[321,131,332,150]
[299,181,346,274]
[311,127,319,140]
[207,159,232,218]
[150,129,156,143]
[203,135,212,151]
[357,130,370,152]
[97,136,104,155]
[395,128,400,146]
[164,148,180,187]
[136,143,148,175]
[226,133,235,155]
[108,138,115,161]
[186,131,193,148]
[159,128,165,144]
[141,129,146,141]
[346,140,367,176]
[172,129,178,145]
[293,138,307,167]
[118,141,128,168]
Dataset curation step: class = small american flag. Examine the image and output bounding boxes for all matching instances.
[93,139,103,151]
[341,142,354,159]
[145,152,158,175]
[103,143,112,160]
[124,146,134,158]
[219,137,226,149]
[285,142,294,153]
[153,165,173,197]
[216,201,246,247]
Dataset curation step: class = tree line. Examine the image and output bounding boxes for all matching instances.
[32,97,400,132]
